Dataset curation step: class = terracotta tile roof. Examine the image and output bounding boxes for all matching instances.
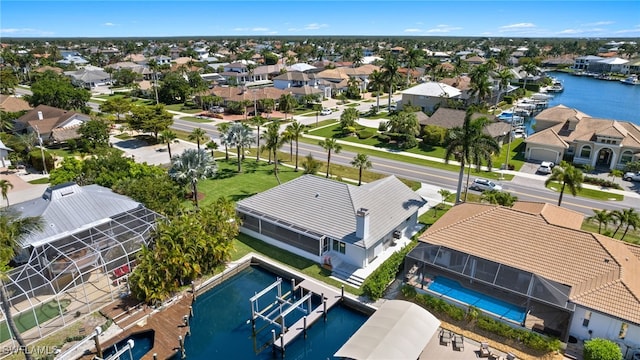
[316,68,350,81]
[534,104,590,125]
[441,76,472,91]
[208,86,288,102]
[525,128,569,148]
[419,202,640,325]
[51,125,82,142]
[34,66,63,74]
[511,202,584,229]
[0,95,32,112]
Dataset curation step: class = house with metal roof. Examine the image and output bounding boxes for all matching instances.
[405,201,640,347]
[236,175,425,285]
[524,105,640,168]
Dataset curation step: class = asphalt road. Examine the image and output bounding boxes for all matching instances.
[170,118,638,216]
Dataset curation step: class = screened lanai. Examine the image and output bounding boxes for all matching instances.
[0,205,160,344]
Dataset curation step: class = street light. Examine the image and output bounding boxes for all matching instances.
[316,110,319,128]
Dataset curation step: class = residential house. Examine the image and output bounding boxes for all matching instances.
[440,75,472,106]
[0,139,11,167]
[421,108,512,145]
[588,57,630,74]
[524,105,640,169]
[0,94,32,113]
[105,61,152,80]
[57,55,89,66]
[273,71,320,89]
[64,65,112,89]
[203,86,288,109]
[286,63,317,72]
[148,55,171,66]
[14,105,91,144]
[572,55,604,71]
[399,82,462,113]
[236,175,425,285]
[405,201,640,346]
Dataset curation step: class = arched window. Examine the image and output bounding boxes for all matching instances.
[620,151,633,165]
[579,145,592,159]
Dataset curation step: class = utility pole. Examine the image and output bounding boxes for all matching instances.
[35,125,47,175]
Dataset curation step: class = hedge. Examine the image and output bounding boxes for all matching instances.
[583,176,623,190]
[362,240,418,300]
[357,129,376,139]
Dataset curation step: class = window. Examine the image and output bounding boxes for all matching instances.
[620,151,633,164]
[582,311,591,327]
[333,239,346,254]
[580,146,592,159]
[619,323,628,339]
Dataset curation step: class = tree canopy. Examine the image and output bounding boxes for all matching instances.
[26,71,90,111]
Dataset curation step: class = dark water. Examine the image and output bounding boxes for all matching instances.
[177,266,367,360]
[546,71,640,124]
[102,330,154,360]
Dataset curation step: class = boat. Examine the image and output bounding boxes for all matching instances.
[547,79,564,92]
[621,75,639,85]
[531,92,553,100]
[512,128,527,139]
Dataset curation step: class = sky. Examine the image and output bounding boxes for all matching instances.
[1,1,639,39]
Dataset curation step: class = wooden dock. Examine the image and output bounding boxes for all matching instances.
[272,279,341,351]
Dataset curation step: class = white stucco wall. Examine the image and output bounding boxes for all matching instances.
[570,306,640,351]
[240,227,322,264]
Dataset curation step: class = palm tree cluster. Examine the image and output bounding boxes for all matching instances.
[588,208,640,242]
[261,120,286,184]
[168,148,217,209]
[128,199,239,304]
[226,122,254,172]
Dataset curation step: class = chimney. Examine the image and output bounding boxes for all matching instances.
[37,111,43,120]
[356,208,370,239]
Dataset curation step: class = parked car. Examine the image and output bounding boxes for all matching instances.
[320,108,332,116]
[209,106,224,113]
[537,161,555,175]
[469,178,503,192]
[623,171,640,181]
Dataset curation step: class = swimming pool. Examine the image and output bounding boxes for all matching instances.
[102,330,154,360]
[176,266,367,359]
[428,276,525,323]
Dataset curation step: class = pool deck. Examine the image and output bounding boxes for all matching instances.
[419,328,509,360]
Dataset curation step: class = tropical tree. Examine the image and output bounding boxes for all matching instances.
[444,109,500,203]
[302,153,321,174]
[278,93,297,121]
[367,70,385,110]
[435,188,453,215]
[521,62,539,90]
[188,127,208,150]
[158,130,177,161]
[217,122,230,160]
[226,122,254,172]
[99,97,132,122]
[495,68,514,110]
[544,161,584,207]
[480,190,518,207]
[588,209,612,234]
[318,138,342,178]
[403,49,424,86]
[205,140,218,158]
[381,55,402,110]
[126,104,173,141]
[249,116,267,161]
[78,118,111,149]
[285,121,305,171]
[168,149,217,209]
[0,209,43,360]
[0,179,13,207]
[262,120,285,184]
[351,153,372,186]
[611,208,640,240]
[339,107,360,133]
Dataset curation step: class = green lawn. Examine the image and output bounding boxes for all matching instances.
[180,116,215,124]
[0,300,72,342]
[546,182,624,201]
[28,177,50,185]
[493,139,526,171]
[309,124,381,146]
[581,222,640,245]
[164,103,203,114]
[303,119,338,129]
[92,93,152,106]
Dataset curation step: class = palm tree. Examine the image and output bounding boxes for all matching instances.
[620,208,640,241]
[217,122,230,160]
[227,122,254,173]
[278,93,297,121]
[147,58,160,104]
[262,121,285,184]
[521,62,539,91]
[403,49,424,86]
[495,68,514,110]
[367,70,385,110]
[381,55,401,111]
[168,149,217,209]
[1,179,13,207]
[302,153,322,174]
[444,109,500,203]
[205,140,218,158]
[588,209,612,234]
[544,161,584,207]
[318,138,342,178]
[285,121,305,171]
[188,127,208,150]
[158,130,177,162]
[351,153,372,186]
[249,116,267,162]
[0,210,43,360]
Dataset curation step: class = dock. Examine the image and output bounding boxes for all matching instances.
[272,279,342,352]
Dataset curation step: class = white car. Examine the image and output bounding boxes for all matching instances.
[469,178,503,192]
[623,171,640,181]
[537,161,555,175]
[320,108,332,116]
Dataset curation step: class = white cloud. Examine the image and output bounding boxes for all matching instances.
[304,23,328,30]
[582,21,614,26]
[252,27,269,32]
[425,25,462,33]
[500,23,536,30]
[404,28,423,33]
[233,27,249,31]
[557,29,583,34]
[0,28,53,36]
[615,26,640,34]
[103,22,115,26]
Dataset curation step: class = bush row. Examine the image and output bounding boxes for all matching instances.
[357,129,376,139]
[583,176,623,190]
[362,241,418,300]
[476,316,561,352]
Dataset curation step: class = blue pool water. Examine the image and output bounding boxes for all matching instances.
[177,266,367,360]
[428,276,525,323]
[102,330,154,360]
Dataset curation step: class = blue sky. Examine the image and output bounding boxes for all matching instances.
[1,1,639,38]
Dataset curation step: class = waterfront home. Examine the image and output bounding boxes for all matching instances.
[405,201,640,346]
[572,55,604,71]
[236,175,425,286]
[64,65,112,89]
[14,105,91,144]
[524,105,640,169]
[588,57,630,75]
[399,82,462,113]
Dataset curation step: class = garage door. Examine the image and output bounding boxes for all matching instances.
[529,148,558,163]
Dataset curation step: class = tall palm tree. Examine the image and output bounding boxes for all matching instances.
[262,121,285,184]
[278,93,297,121]
[318,138,342,178]
[403,49,424,86]
[168,149,217,209]
[381,54,401,110]
[521,62,539,91]
[1,179,13,207]
[0,210,43,360]
[249,116,267,162]
[620,208,640,241]
[158,130,177,162]
[147,58,160,104]
[227,122,254,173]
[351,153,372,186]
[588,209,612,234]
[188,127,208,150]
[367,70,385,110]
[495,68,514,110]
[544,161,584,207]
[444,109,500,203]
[217,122,230,160]
[285,121,305,171]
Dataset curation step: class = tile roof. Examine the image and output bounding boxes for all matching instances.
[525,128,569,148]
[208,86,288,102]
[17,105,89,135]
[419,202,640,325]
[0,95,32,113]
[237,175,425,248]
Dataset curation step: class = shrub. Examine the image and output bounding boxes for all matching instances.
[422,125,446,146]
[476,316,561,352]
[583,176,623,190]
[583,338,623,360]
[624,160,640,172]
[29,150,55,172]
[377,133,390,143]
[357,129,375,139]
[362,241,418,300]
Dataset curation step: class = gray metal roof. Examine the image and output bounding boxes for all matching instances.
[236,175,425,248]
[11,183,142,247]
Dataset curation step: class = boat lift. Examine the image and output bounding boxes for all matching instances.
[249,278,312,336]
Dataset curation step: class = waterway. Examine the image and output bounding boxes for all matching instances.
[545,71,640,124]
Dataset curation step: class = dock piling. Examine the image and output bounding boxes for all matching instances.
[153,353,157,360]
[341,285,344,301]
[323,297,327,321]
[183,315,189,327]
[179,335,186,359]
[189,305,193,318]
[303,316,307,338]
[280,334,285,357]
